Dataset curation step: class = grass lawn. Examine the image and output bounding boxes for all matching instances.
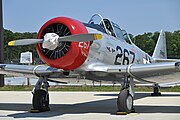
[0,85,180,92]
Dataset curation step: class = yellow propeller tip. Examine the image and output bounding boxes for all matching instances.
[8,41,15,46]
[94,34,102,40]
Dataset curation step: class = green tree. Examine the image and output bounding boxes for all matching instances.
[132,30,180,58]
[3,29,38,63]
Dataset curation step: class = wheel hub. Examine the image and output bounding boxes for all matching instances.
[126,95,133,110]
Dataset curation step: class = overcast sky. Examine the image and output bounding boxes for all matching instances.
[3,0,180,35]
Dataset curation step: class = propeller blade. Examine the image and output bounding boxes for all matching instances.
[58,33,102,42]
[42,33,102,50]
[8,33,102,51]
[8,39,43,46]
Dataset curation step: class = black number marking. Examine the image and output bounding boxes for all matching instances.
[130,51,135,63]
[123,49,129,65]
[114,46,123,65]
[114,46,136,65]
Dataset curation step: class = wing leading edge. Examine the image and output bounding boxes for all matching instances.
[1,62,180,83]
[0,64,63,78]
[87,62,180,82]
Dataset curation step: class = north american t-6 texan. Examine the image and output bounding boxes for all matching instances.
[0,14,180,114]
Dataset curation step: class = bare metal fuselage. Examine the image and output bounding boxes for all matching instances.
[76,27,180,84]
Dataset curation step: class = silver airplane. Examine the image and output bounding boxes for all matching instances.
[0,14,180,114]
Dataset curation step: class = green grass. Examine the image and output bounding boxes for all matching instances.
[0,85,180,92]
[0,85,33,91]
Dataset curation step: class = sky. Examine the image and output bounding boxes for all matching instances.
[2,0,180,35]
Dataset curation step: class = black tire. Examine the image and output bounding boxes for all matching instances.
[117,89,133,113]
[154,87,159,93]
[33,89,49,110]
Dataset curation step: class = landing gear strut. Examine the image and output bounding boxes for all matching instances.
[151,83,161,96]
[31,77,50,112]
[117,75,135,115]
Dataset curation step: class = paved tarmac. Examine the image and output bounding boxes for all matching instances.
[0,91,180,120]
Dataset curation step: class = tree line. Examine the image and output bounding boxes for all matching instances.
[4,29,38,63]
[132,30,180,59]
[3,29,180,64]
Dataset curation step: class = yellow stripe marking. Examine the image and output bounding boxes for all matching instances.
[30,109,40,113]
[94,34,102,40]
[116,112,127,115]
[8,41,15,46]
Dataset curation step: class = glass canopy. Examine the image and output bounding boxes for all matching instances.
[88,14,132,44]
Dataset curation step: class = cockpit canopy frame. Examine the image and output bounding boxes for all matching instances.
[88,14,132,44]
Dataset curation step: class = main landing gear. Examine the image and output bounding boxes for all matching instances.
[117,75,135,115]
[31,77,50,112]
[151,83,161,96]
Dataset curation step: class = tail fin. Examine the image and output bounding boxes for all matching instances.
[152,30,167,59]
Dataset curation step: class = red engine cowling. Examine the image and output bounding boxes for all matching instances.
[36,17,90,70]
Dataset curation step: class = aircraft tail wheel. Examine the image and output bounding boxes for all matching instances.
[117,89,133,114]
[32,89,50,111]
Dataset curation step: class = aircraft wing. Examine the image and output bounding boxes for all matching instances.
[0,64,63,78]
[87,62,180,82]
[1,62,180,83]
